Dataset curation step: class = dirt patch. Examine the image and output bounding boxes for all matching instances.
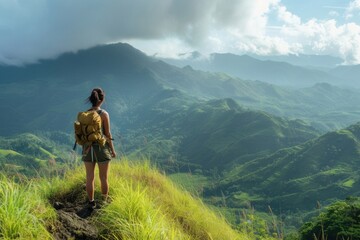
[48,184,105,240]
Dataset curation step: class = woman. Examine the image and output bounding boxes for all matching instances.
[83,88,116,209]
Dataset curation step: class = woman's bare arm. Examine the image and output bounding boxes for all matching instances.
[102,111,116,158]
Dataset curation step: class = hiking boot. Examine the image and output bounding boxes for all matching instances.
[98,196,112,208]
[87,200,96,210]
[53,201,64,210]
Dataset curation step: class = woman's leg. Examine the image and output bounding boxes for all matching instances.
[84,161,96,201]
[98,161,110,200]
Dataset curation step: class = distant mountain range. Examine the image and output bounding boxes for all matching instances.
[121,91,320,170]
[1,42,360,218]
[249,53,343,69]
[1,42,360,135]
[329,64,360,85]
[161,52,360,87]
[0,42,359,137]
[171,51,344,69]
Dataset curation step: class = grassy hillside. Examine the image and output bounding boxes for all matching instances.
[122,91,319,171]
[206,122,360,213]
[152,61,360,131]
[0,160,272,240]
[0,132,74,177]
[178,98,319,169]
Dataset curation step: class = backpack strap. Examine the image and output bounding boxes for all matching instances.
[86,108,103,114]
[96,109,105,136]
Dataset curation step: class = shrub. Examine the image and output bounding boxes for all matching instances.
[300,197,360,240]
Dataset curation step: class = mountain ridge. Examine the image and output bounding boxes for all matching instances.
[1,41,360,236]
[160,52,344,87]
[1,42,360,135]
[0,160,255,239]
[205,122,360,211]
[120,90,320,171]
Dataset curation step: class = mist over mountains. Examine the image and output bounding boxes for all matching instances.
[1,42,360,219]
[161,51,360,87]
[1,42,360,135]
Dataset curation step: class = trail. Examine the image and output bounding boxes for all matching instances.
[48,184,104,240]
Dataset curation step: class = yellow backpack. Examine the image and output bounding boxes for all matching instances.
[74,110,106,148]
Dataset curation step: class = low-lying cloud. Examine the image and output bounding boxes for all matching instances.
[0,0,360,65]
[0,0,276,65]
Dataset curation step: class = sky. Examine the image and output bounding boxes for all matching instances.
[1,0,360,65]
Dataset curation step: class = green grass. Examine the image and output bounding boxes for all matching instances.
[1,159,271,239]
[0,176,55,239]
[168,172,209,196]
[38,147,56,159]
[342,179,355,188]
[0,149,21,156]
[97,160,247,239]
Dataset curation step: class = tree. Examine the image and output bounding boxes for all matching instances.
[300,197,360,240]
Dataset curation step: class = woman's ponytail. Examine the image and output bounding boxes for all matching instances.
[87,88,105,107]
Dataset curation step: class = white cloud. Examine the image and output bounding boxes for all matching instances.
[0,0,281,65]
[0,0,285,65]
[126,38,193,59]
[346,0,360,18]
[233,2,360,64]
[277,5,301,26]
[275,15,360,64]
[150,1,360,64]
[0,0,360,65]
[348,0,360,11]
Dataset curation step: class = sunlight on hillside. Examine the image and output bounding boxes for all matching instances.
[0,159,270,240]
[0,176,55,239]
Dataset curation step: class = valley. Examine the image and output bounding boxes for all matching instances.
[1,42,360,238]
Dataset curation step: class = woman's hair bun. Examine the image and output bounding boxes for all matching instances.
[87,88,105,107]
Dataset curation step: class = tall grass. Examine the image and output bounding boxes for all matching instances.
[97,159,249,240]
[0,158,259,239]
[0,176,55,239]
[97,180,191,240]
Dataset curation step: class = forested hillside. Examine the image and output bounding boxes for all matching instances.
[1,42,360,239]
[206,123,360,212]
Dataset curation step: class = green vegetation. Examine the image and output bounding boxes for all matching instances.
[205,122,360,214]
[300,197,360,240]
[1,43,360,239]
[0,160,276,239]
[0,112,358,238]
[342,179,355,188]
[0,150,21,156]
[0,132,75,177]
[123,92,319,171]
[169,172,209,196]
[2,42,360,138]
[0,176,55,239]
[2,118,358,236]
[98,160,246,239]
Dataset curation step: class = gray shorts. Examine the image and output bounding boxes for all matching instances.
[82,143,112,163]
